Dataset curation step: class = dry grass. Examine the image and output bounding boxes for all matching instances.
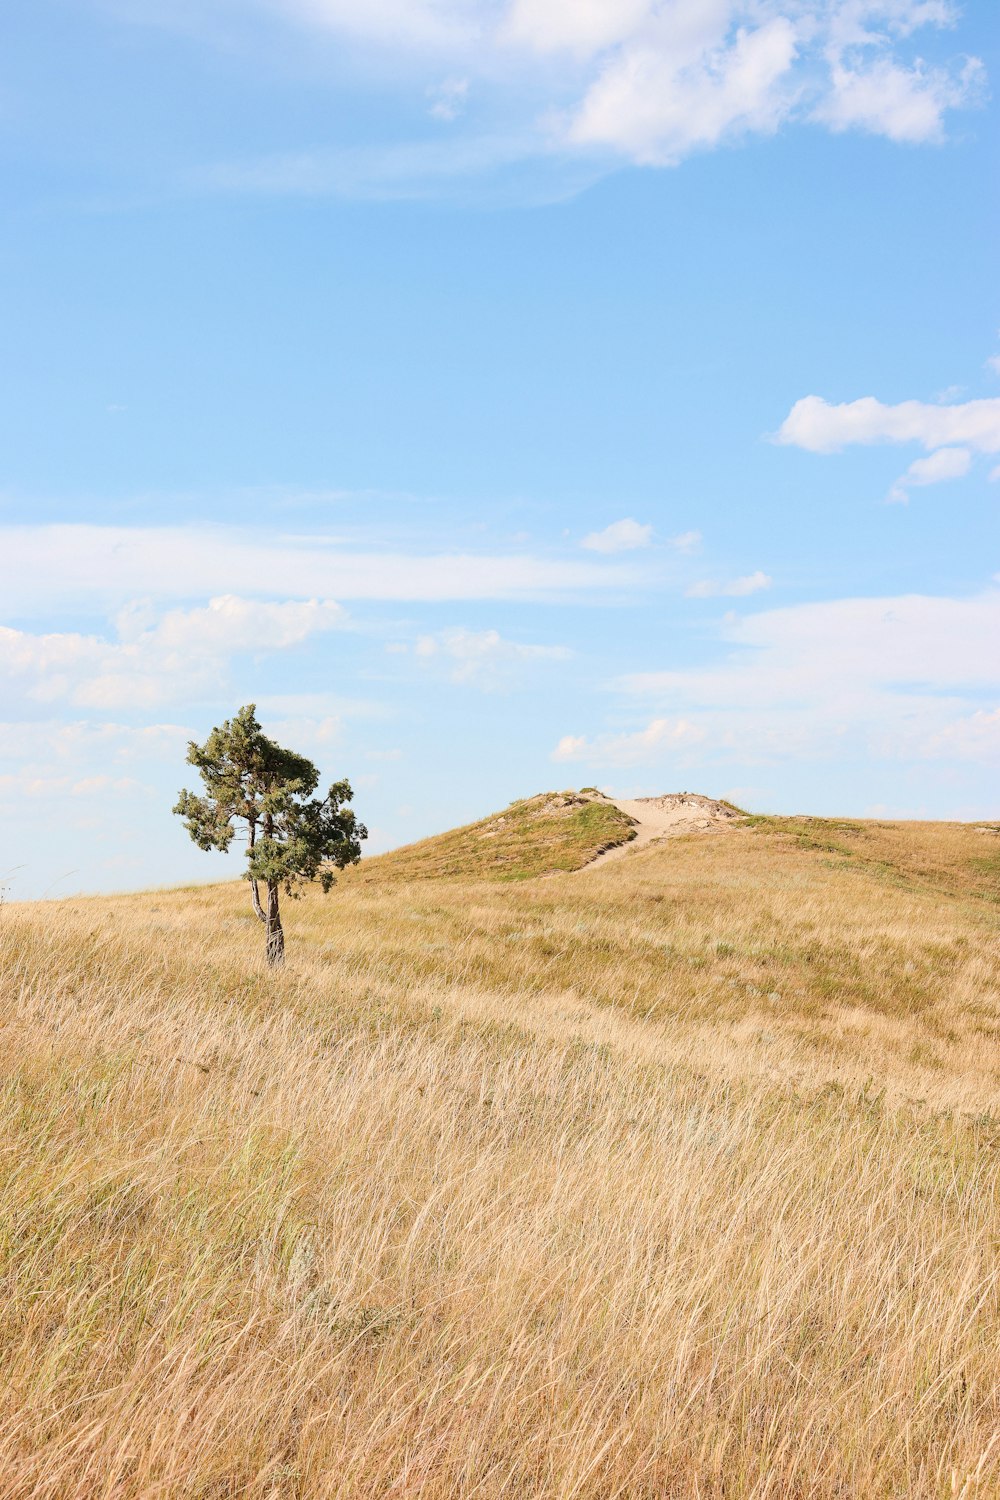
[1,809,999,1497]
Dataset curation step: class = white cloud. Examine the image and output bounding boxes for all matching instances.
[669,530,702,553]
[776,379,1000,501]
[413,626,571,686]
[987,355,1000,376]
[260,0,479,50]
[815,54,984,144]
[566,14,799,165]
[626,592,1000,700]
[552,716,705,766]
[0,594,350,709]
[503,0,648,58]
[686,570,772,598]
[581,517,653,553]
[0,719,190,765]
[259,714,343,748]
[588,589,1000,768]
[776,394,1000,454]
[888,444,972,502]
[119,594,347,651]
[922,707,1000,762]
[0,773,143,803]
[0,525,633,615]
[139,0,983,190]
[515,0,980,163]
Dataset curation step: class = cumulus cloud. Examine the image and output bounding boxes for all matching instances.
[566,14,799,165]
[143,0,983,191]
[776,394,1000,454]
[514,0,981,162]
[413,627,571,687]
[815,54,985,144]
[581,518,653,553]
[0,595,349,710]
[552,716,705,766]
[776,385,1000,501]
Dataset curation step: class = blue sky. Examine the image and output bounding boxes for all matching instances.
[1,0,998,898]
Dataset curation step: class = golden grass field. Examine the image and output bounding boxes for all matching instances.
[2,798,999,1498]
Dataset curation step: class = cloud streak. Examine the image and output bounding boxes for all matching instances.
[686,571,772,599]
[0,525,637,616]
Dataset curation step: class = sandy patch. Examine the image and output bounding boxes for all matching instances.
[584,792,743,868]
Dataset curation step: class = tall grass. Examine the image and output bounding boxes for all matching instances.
[1,817,998,1496]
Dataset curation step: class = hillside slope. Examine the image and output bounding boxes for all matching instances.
[350,789,638,881]
[2,806,999,1497]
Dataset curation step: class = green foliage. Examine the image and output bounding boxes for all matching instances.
[174,705,366,899]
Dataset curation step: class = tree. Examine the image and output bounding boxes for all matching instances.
[174,705,366,965]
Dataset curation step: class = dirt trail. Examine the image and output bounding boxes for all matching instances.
[586,793,743,869]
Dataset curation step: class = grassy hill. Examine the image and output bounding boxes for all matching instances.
[347,789,637,881]
[2,801,999,1496]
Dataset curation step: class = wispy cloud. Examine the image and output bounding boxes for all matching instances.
[581,518,653,554]
[428,76,470,121]
[196,134,565,204]
[888,445,972,503]
[0,525,637,615]
[412,626,571,688]
[669,530,702,554]
[686,571,771,599]
[557,589,1000,771]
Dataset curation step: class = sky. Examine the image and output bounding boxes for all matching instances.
[1,0,998,899]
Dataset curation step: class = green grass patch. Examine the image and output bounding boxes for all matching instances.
[348,792,637,884]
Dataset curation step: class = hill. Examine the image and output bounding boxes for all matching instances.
[348,788,639,881]
[2,797,999,1496]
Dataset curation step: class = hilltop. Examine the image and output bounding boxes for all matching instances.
[350,787,743,882]
[2,797,999,1496]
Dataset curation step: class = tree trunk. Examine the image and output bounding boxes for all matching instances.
[265,880,284,967]
[248,817,265,924]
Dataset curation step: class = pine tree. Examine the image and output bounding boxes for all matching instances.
[174,705,366,965]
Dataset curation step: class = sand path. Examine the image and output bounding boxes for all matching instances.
[586,793,742,869]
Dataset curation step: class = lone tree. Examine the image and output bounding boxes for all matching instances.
[174,705,366,965]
